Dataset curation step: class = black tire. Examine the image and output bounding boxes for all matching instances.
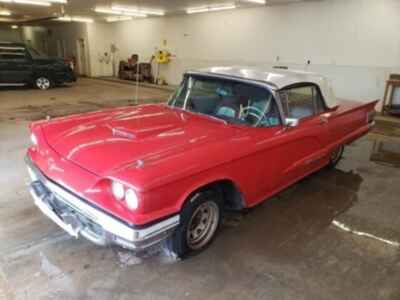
[166,189,223,259]
[34,76,52,90]
[327,144,344,168]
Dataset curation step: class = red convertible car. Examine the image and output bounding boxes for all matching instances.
[26,67,377,257]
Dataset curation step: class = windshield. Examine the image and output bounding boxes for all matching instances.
[168,75,281,127]
[27,47,48,59]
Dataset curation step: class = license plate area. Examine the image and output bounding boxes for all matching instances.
[33,193,80,238]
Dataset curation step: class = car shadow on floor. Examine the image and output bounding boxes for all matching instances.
[216,167,363,258]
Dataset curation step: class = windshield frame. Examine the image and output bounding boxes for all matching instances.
[168,72,284,128]
[27,46,48,59]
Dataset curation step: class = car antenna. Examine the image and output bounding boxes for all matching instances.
[134,59,139,105]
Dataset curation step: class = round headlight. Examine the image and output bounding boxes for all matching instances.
[30,133,38,146]
[125,189,138,210]
[111,181,125,200]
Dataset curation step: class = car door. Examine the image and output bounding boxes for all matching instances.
[227,83,331,206]
[0,45,32,84]
[275,84,330,187]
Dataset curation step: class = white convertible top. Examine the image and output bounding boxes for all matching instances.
[189,66,338,108]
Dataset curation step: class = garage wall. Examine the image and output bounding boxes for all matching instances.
[100,0,400,104]
[0,27,22,42]
[21,26,48,53]
[86,22,116,77]
[46,23,91,76]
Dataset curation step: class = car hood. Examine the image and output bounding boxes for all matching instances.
[42,104,237,178]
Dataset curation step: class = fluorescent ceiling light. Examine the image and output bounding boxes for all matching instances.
[14,0,50,6]
[186,4,236,14]
[57,16,93,23]
[244,0,266,4]
[106,16,133,22]
[0,10,11,15]
[95,7,147,18]
[0,0,51,6]
[111,5,165,16]
[11,25,18,29]
[0,0,67,5]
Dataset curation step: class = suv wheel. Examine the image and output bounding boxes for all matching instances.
[166,189,222,258]
[35,76,52,90]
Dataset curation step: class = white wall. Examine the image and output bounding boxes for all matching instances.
[0,27,22,42]
[86,22,115,77]
[97,0,400,104]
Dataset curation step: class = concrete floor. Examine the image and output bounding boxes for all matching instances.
[1,78,399,300]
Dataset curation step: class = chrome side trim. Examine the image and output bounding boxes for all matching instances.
[0,83,26,86]
[25,156,180,247]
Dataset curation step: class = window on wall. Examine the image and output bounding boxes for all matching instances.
[279,85,325,119]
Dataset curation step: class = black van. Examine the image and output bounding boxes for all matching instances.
[0,41,76,90]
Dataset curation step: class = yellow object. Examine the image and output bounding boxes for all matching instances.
[156,50,170,64]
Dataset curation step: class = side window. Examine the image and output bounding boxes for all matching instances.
[258,98,281,127]
[280,85,325,119]
[0,46,27,61]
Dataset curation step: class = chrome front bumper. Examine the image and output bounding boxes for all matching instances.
[25,156,179,250]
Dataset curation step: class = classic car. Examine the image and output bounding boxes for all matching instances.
[26,66,377,257]
[0,41,76,90]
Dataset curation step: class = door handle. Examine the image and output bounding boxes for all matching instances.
[319,113,331,124]
[319,116,328,124]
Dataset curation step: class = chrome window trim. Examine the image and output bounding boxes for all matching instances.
[169,72,286,127]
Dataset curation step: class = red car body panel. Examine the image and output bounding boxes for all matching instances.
[28,98,377,226]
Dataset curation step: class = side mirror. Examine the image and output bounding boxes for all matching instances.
[285,118,299,128]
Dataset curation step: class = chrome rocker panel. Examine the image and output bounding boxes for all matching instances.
[25,156,180,250]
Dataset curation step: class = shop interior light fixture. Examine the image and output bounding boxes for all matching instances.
[0,0,50,6]
[95,7,147,18]
[57,16,93,23]
[106,16,133,22]
[111,5,165,16]
[243,0,266,4]
[186,3,236,14]
[0,0,67,6]
[0,10,11,15]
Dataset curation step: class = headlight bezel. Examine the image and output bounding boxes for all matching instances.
[110,180,139,210]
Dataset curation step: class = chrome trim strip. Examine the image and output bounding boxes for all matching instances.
[26,156,180,246]
[0,83,26,87]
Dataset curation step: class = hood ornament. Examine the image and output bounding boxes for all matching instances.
[112,127,136,140]
[136,159,145,169]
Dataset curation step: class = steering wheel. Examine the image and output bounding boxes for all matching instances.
[240,105,265,126]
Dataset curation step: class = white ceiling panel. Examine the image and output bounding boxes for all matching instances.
[0,0,315,23]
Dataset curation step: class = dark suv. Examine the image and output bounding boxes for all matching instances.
[0,41,76,90]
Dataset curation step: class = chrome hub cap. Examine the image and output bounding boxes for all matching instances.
[187,201,219,250]
[36,77,50,90]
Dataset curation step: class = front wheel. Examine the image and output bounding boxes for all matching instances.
[327,144,344,168]
[166,189,222,258]
[35,76,52,90]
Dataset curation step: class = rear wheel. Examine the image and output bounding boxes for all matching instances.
[35,76,52,90]
[328,144,344,168]
[166,189,222,258]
